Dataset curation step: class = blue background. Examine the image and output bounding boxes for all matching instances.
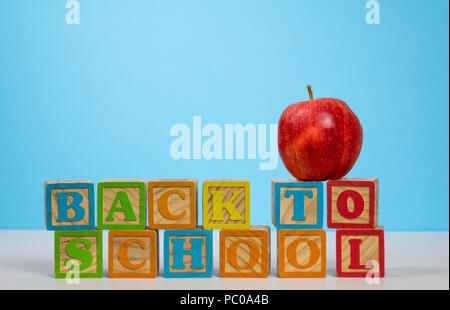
[0,0,448,230]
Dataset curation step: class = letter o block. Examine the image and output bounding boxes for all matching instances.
[54,230,102,278]
[219,226,270,278]
[272,180,323,229]
[108,230,158,278]
[327,178,379,229]
[203,180,250,229]
[97,179,146,230]
[278,229,326,278]
[148,179,197,229]
[336,226,385,278]
[164,229,212,278]
[45,180,95,230]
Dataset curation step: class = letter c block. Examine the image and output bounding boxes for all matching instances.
[108,230,158,278]
[148,179,197,229]
[327,178,379,229]
[219,226,270,278]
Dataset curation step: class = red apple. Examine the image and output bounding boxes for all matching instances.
[278,86,363,181]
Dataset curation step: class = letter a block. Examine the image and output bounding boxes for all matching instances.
[327,178,379,229]
[45,180,95,230]
[97,179,146,230]
[272,180,323,229]
[54,230,102,278]
[148,179,197,229]
[203,180,250,229]
[108,230,158,278]
[164,229,212,278]
[336,226,385,278]
[219,226,270,278]
[278,229,326,278]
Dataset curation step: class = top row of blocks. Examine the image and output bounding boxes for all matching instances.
[45,178,379,231]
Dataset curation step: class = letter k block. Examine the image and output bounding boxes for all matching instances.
[203,180,250,229]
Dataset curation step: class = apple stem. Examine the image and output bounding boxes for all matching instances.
[307,85,314,100]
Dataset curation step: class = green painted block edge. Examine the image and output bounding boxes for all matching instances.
[97,182,146,230]
[54,230,103,278]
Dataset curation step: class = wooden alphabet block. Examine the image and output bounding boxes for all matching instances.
[219,226,270,278]
[108,230,158,278]
[202,180,250,229]
[327,178,379,229]
[278,229,326,278]
[336,226,385,278]
[272,180,323,229]
[164,228,212,278]
[148,179,197,229]
[45,180,95,230]
[97,179,146,230]
[54,230,102,278]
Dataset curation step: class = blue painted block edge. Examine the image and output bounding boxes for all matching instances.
[45,182,95,231]
[274,182,323,229]
[164,229,213,278]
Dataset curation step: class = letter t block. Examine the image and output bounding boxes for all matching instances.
[272,180,323,229]
[203,180,250,229]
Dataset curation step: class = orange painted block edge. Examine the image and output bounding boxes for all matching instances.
[108,230,158,278]
[219,229,269,278]
[148,180,197,229]
[278,229,326,278]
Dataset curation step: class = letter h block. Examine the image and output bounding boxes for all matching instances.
[148,179,197,229]
[108,230,158,278]
[97,179,146,230]
[164,229,213,278]
[219,226,270,278]
[45,180,95,230]
[203,180,250,229]
[336,226,385,278]
[327,178,379,229]
[54,230,102,278]
[272,180,323,229]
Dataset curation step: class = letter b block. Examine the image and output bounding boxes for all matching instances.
[272,180,323,229]
[164,229,212,278]
[278,229,326,278]
[219,226,270,278]
[108,230,158,278]
[45,180,95,230]
[54,230,102,278]
[148,179,197,229]
[203,180,250,229]
[336,226,385,278]
[327,178,379,229]
[97,179,146,230]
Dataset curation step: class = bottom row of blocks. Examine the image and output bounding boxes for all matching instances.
[54,227,385,278]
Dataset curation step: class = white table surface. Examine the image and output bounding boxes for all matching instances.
[0,230,447,290]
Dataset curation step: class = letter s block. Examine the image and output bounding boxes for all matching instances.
[164,229,212,278]
[108,230,158,278]
[148,179,197,229]
[45,180,95,230]
[278,229,326,278]
[327,178,379,229]
[54,230,102,278]
[272,180,323,229]
[97,179,146,230]
[219,226,270,278]
[202,180,250,229]
[336,226,385,278]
